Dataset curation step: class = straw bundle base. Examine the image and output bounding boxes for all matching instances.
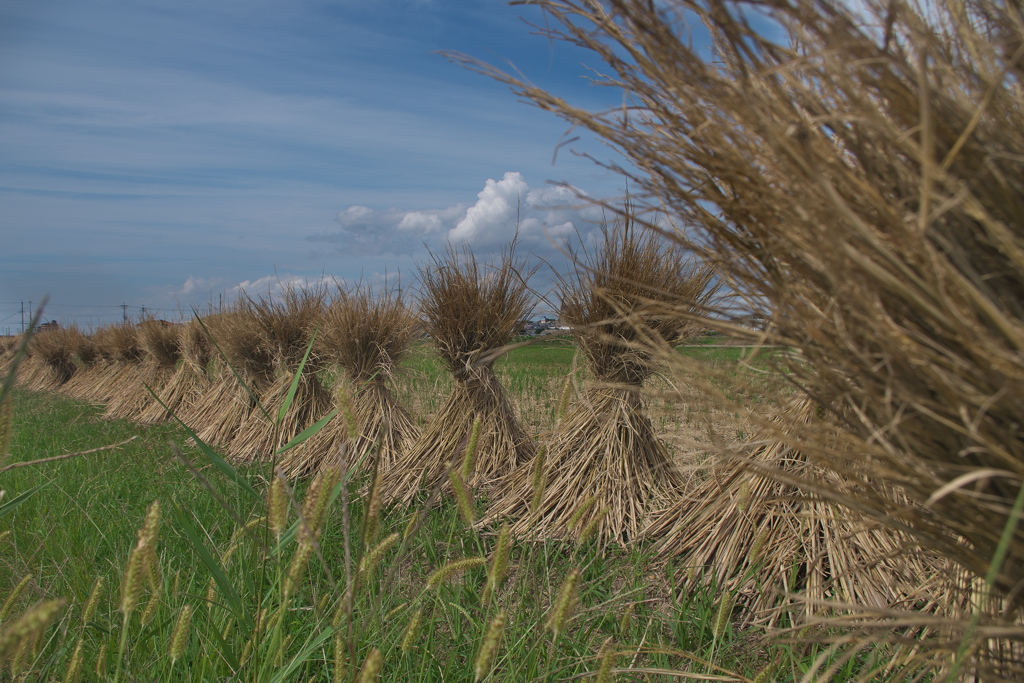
[184,373,256,448]
[103,365,173,421]
[229,372,334,464]
[137,363,210,424]
[280,382,419,479]
[379,373,534,507]
[644,397,954,627]
[489,384,682,546]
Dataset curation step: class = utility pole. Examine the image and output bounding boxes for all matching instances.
[140,306,146,318]
[20,301,24,334]
[122,303,128,323]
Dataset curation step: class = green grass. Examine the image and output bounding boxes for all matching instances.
[0,345,892,681]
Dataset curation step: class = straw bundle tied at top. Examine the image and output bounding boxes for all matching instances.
[228,285,332,463]
[280,282,418,478]
[22,328,85,391]
[138,319,213,424]
[185,305,262,448]
[379,242,535,506]
[103,319,182,421]
[460,0,1024,672]
[487,218,715,545]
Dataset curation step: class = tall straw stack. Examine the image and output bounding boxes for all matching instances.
[20,328,81,391]
[280,282,418,478]
[488,219,714,545]
[104,319,181,421]
[138,319,212,424]
[185,305,263,448]
[228,285,331,462]
[457,0,1024,674]
[379,243,535,505]
[76,323,144,406]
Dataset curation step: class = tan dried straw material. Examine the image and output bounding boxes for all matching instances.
[452,0,1024,674]
[280,282,418,478]
[103,318,181,421]
[487,218,714,545]
[379,242,535,505]
[646,396,953,627]
[228,284,331,462]
[138,318,213,424]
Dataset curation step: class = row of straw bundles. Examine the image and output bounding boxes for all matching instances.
[280,283,419,478]
[462,0,1024,676]
[378,244,536,505]
[488,218,714,545]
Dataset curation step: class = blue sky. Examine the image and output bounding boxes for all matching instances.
[0,0,631,330]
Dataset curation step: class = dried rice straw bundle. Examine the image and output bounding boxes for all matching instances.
[379,242,535,505]
[77,323,144,406]
[646,396,953,627]
[104,319,182,420]
[23,326,88,391]
[488,219,714,545]
[59,330,102,401]
[280,282,418,478]
[138,318,213,424]
[186,305,264,448]
[229,285,331,462]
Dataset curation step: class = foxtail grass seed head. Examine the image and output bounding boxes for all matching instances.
[63,638,84,683]
[556,376,572,422]
[618,603,634,634]
[284,531,316,599]
[121,547,146,617]
[268,473,289,542]
[567,496,598,532]
[355,647,382,683]
[359,532,399,581]
[712,592,734,639]
[400,608,424,653]
[362,469,382,549]
[474,609,506,682]
[0,574,32,623]
[595,637,617,683]
[140,587,160,627]
[0,598,67,662]
[402,510,421,541]
[169,605,192,664]
[95,642,108,679]
[749,526,771,565]
[333,633,348,683]
[82,577,103,626]
[546,568,581,637]
[449,469,476,526]
[427,557,487,590]
[483,525,510,606]
[737,479,749,514]
[0,396,12,464]
[577,507,609,545]
[461,416,482,480]
[529,446,547,516]
[0,530,9,545]
[338,388,359,441]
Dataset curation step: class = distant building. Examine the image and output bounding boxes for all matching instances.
[36,320,59,332]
